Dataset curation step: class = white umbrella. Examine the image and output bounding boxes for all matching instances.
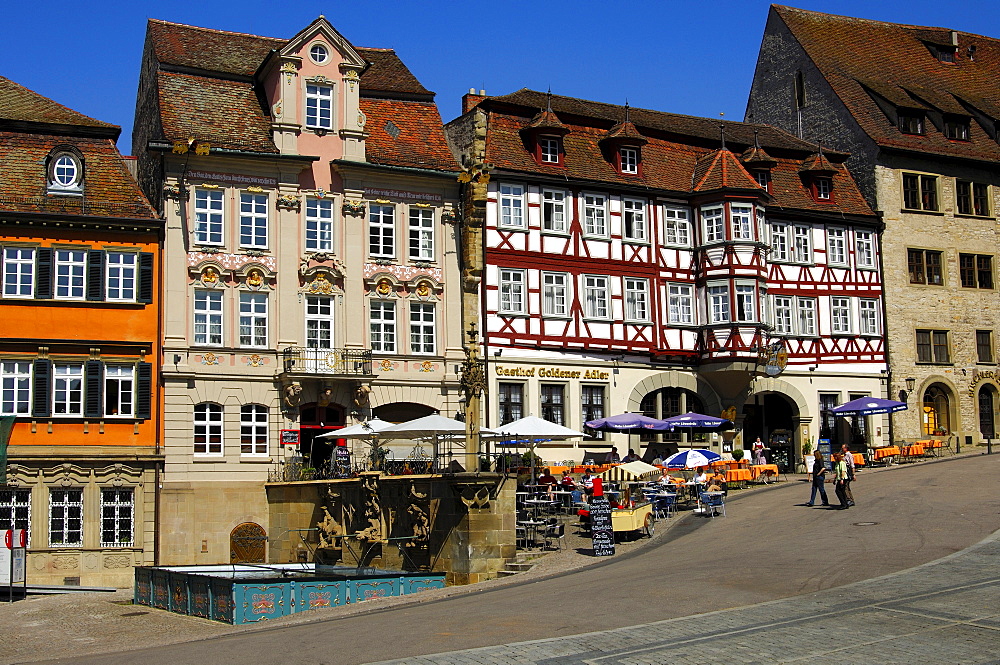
[493,415,584,439]
[380,414,496,471]
[315,418,395,439]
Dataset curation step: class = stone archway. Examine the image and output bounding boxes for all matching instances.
[230,522,267,564]
[626,371,720,413]
[739,377,810,473]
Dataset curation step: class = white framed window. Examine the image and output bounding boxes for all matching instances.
[756,207,767,239]
[194,189,224,245]
[239,293,268,348]
[620,147,638,174]
[793,225,812,263]
[859,299,880,336]
[105,252,136,302]
[3,247,34,298]
[827,227,847,265]
[622,198,647,242]
[542,272,568,317]
[624,278,649,322]
[668,283,694,324]
[100,489,134,548]
[239,193,268,249]
[408,207,434,260]
[48,489,82,547]
[104,365,134,418]
[734,282,756,322]
[583,275,610,319]
[53,363,83,416]
[708,283,730,323]
[769,223,789,261]
[772,296,793,335]
[309,43,329,65]
[540,137,560,164]
[498,184,525,228]
[583,194,608,236]
[816,178,832,200]
[410,303,436,354]
[702,206,724,243]
[855,230,875,268]
[499,268,526,314]
[194,290,223,346]
[797,297,817,336]
[541,189,566,233]
[0,489,31,546]
[370,301,396,352]
[306,296,334,350]
[193,403,223,456]
[305,84,333,129]
[51,154,81,190]
[54,249,86,300]
[305,198,334,251]
[831,297,851,334]
[662,207,691,247]
[1,361,31,415]
[731,204,754,240]
[240,404,268,456]
[369,204,395,258]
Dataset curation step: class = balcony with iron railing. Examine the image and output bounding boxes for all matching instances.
[280,347,374,378]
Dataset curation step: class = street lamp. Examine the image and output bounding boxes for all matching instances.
[905,377,916,392]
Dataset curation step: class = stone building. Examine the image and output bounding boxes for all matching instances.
[0,76,161,586]
[746,5,1000,444]
[446,89,885,470]
[132,17,462,565]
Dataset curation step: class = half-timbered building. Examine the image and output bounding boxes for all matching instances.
[446,90,885,469]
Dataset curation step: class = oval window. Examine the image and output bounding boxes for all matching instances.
[53,154,79,187]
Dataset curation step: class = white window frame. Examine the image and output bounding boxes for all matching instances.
[702,206,724,243]
[239,292,268,348]
[370,300,396,353]
[541,189,567,233]
[668,283,694,324]
[542,272,568,317]
[855,230,875,269]
[583,194,608,237]
[583,275,610,319]
[305,83,333,129]
[305,296,334,350]
[305,198,334,251]
[193,403,223,456]
[624,278,650,322]
[54,249,86,300]
[52,363,83,416]
[831,296,852,334]
[539,137,560,164]
[816,177,832,200]
[409,303,436,355]
[827,227,847,265]
[105,252,137,302]
[48,489,82,547]
[620,147,638,174]
[239,192,269,249]
[662,207,691,247]
[793,225,812,263]
[769,223,789,261]
[1,360,31,415]
[859,299,880,336]
[499,268,526,315]
[498,184,525,229]
[797,297,817,336]
[772,296,793,335]
[51,155,81,190]
[731,204,754,240]
[3,247,34,298]
[194,290,224,346]
[408,207,435,261]
[0,489,31,547]
[708,283,730,323]
[622,198,647,242]
[369,204,395,258]
[194,189,224,246]
[240,404,269,457]
[100,488,134,548]
[103,365,134,418]
[734,282,756,322]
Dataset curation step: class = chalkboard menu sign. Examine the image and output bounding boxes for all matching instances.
[589,495,615,557]
[280,429,300,446]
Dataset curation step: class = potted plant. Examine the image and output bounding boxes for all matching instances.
[731,448,745,462]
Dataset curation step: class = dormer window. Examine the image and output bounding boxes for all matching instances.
[898,111,925,135]
[538,136,562,165]
[47,149,83,195]
[944,116,970,140]
[305,83,333,130]
[619,147,639,174]
[753,170,771,192]
[814,177,833,202]
[936,45,957,63]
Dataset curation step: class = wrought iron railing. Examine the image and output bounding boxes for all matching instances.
[280,347,373,376]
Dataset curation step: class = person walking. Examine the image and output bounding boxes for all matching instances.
[832,452,850,509]
[805,450,830,507]
[840,444,856,506]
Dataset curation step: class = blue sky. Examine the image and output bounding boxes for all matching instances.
[3,1,997,152]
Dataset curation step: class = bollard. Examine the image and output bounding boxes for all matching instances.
[988,438,993,455]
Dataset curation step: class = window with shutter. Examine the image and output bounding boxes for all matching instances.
[34,248,53,299]
[84,360,102,418]
[86,250,105,301]
[31,358,51,418]
[135,362,152,420]
[138,253,153,304]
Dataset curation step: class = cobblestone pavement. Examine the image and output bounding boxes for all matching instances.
[369,531,1000,665]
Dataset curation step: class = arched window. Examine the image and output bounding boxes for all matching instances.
[194,403,223,455]
[978,386,997,439]
[639,388,703,442]
[240,404,268,456]
[921,385,951,436]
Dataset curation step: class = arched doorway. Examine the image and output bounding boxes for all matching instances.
[637,387,704,460]
[921,384,952,436]
[230,522,267,563]
[300,403,346,470]
[979,385,997,439]
[743,392,798,471]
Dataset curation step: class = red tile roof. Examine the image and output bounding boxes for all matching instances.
[692,149,762,193]
[773,5,1000,162]
[361,99,459,171]
[355,47,433,98]
[147,19,284,78]
[0,75,115,131]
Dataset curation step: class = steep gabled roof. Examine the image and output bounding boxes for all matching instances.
[773,4,1000,162]
[692,148,764,193]
[147,19,284,78]
[361,98,458,171]
[0,75,116,132]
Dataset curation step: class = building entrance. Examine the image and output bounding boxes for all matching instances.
[743,392,797,472]
[299,404,345,471]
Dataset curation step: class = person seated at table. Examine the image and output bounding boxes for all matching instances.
[580,470,595,494]
[622,448,640,463]
[570,488,587,506]
[559,471,576,490]
[708,470,728,494]
[657,468,674,484]
[606,447,621,463]
[693,468,708,484]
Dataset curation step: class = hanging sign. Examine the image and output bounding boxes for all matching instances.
[280,429,300,446]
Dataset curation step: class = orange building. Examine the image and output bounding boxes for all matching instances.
[0,76,162,586]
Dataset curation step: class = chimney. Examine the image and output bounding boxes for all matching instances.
[462,88,487,114]
[122,155,139,181]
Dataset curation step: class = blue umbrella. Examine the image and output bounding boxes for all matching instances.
[663,448,722,469]
[830,397,907,416]
[584,412,672,431]
[661,412,731,429]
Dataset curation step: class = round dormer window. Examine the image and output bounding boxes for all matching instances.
[310,43,329,65]
[53,154,79,187]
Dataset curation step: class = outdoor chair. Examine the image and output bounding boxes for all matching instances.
[700,492,726,518]
[515,524,528,549]
[543,522,565,550]
[653,494,676,519]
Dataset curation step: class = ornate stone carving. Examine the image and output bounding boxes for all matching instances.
[342,199,365,216]
[52,556,79,570]
[316,506,343,549]
[283,383,302,407]
[303,272,335,295]
[104,554,132,569]
[353,384,371,409]
[276,194,300,210]
[246,269,265,288]
[460,345,487,398]
[355,474,382,543]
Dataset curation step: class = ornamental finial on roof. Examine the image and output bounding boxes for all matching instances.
[754,128,761,149]
[546,88,552,113]
[719,124,727,150]
[624,100,630,124]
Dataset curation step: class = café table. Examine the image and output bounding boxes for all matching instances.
[899,443,925,461]
[525,498,558,515]
[871,446,900,464]
[852,453,866,467]
[916,439,945,457]
[750,464,780,483]
[517,519,546,549]
[550,489,576,512]
[725,467,752,488]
